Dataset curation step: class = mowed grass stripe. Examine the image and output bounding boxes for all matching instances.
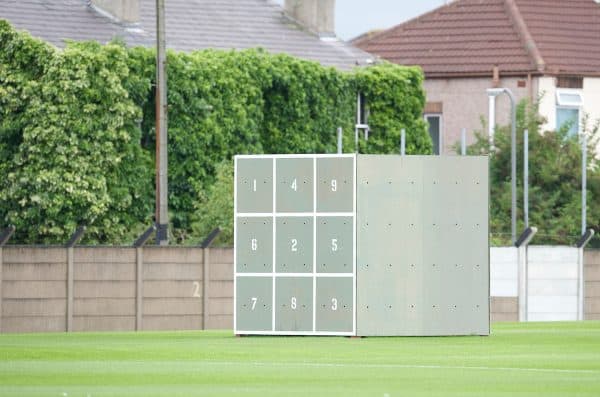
[1,322,599,396]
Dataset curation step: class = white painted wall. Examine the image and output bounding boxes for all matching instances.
[526,246,579,321]
[490,247,518,297]
[490,246,581,321]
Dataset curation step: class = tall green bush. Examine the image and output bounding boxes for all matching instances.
[0,21,431,244]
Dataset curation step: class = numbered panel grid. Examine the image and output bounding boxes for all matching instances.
[234,154,356,335]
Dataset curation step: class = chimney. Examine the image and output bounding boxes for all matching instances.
[91,0,139,24]
[285,0,336,37]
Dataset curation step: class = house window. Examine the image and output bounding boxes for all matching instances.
[556,89,583,137]
[424,114,442,155]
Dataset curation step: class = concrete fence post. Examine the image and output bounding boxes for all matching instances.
[515,227,537,322]
[577,229,595,320]
[136,247,143,331]
[65,226,85,332]
[0,226,16,332]
[66,247,74,332]
[203,248,210,330]
[200,228,221,330]
[133,224,157,332]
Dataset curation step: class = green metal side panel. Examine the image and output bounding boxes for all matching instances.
[275,277,313,332]
[316,216,353,273]
[315,277,353,332]
[236,158,273,213]
[236,277,273,331]
[276,158,313,213]
[236,217,273,273]
[356,155,489,336]
[276,217,313,273]
[316,157,354,212]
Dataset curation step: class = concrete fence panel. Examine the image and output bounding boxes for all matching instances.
[584,250,600,320]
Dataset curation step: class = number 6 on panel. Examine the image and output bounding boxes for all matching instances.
[251,238,258,251]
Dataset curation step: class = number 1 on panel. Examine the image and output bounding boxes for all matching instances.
[253,179,257,192]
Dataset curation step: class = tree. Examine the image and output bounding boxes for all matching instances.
[465,99,600,246]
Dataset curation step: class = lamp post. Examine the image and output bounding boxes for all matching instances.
[487,87,517,244]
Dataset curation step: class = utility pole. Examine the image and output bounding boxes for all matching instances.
[155,0,168,245]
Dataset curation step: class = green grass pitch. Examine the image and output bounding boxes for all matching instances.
[1,322,599,396]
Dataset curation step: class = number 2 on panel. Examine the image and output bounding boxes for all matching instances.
[251,297,257,310]
[251,238,258,251]
[291,238,298,252]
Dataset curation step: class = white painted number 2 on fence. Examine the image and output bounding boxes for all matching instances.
[251,238,258,251]
[331,298,338,311]
[291,178,297,191]
[291,238,298,252]
[251,297,257,310]
[331,179,337,192]
[192,281,201,298]
[291,297,297,310]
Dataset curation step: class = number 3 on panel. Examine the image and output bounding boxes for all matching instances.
[251,238,258,251]
[291,297,297,310]
[331,298,338,311]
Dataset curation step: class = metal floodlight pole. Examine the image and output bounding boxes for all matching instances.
[461,128,466,156]
[487,87,517,244]
[155,0,169,245]
[524,129,529,228]
[401,129,406,156]
[582,132,587,235]
[337,127,343,154]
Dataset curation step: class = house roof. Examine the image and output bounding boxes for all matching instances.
[0,0,373,70]
[353,0,600,78]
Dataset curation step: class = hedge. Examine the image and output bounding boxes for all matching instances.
[0,20,431,244]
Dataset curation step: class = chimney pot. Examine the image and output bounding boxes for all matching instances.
[91,0,139,24]
[285,0,335,37]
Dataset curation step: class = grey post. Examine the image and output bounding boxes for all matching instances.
[582,132,587,235]
[337,127,343,154]
[524,129,529,228]
[461,128,466,156]
[201,228,221,329]
[487,88,517,244]
[400,129,406,156]
[133,224,157,331]
[576,229,595,320]
[155,0,169,245]
[515,226,537,322]
[0,226,15,332]
[65,226,85,332]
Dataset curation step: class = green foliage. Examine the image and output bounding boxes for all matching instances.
[465,100,600,245]
[353,62,432,154]
[0,21,430,245]
[191,161,234,246]
[0,31,153,243]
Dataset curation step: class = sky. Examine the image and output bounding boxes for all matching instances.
[274,0,447,40]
